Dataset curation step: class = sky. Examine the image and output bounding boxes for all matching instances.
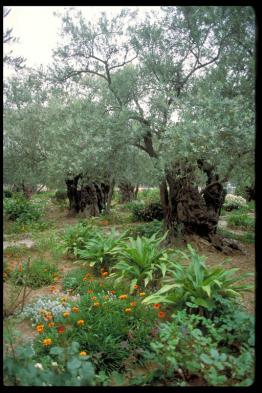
[4,6,161,74]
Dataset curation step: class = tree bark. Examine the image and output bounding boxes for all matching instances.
[65,175,110,217]
[119,182,137,203]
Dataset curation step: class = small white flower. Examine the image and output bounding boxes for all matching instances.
[51,362,58,367]
[35,363,43,370]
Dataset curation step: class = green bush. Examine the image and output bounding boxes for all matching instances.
[4,189,13,198]
[137,188,159,204]
[143,244,253,315]
[11,259,59,289]
[148,309,254,386]
[54,190,68,201]
[62,223,101,255]
[4,195,42,223]
[227,214,255,230]
[126,220,163,238]
[4,341,96,386]
[110,233,168,292]
[131,201,164,222]
[76,229,127,275]
[31,292,158,373]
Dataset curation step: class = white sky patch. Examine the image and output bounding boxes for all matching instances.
[4,6,161,76]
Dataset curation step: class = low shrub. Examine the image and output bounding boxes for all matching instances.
[4,341,96,386]
[223,194,247,212]
[61,223,101,256]
[76,229,127,275]
[131,202,164,222]
[217,228,255,244]
[31,292,159,373]
[147,309,254,386]
[54,190,68,201]
[227,214,254,230]
[126,220,163,238]
[110,233,169,292]
[143,244,253,315]
[4,195,42,223]
[137,188,159,204]
[4,189,13,198]
[11,260,59,289]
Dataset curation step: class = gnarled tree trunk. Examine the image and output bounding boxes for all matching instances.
[119,182,139,203]
[159,161,240,253]
[65,175,110,217]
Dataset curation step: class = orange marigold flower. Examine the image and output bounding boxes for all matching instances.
[57,325,65,334]
[101,271,109,277]
[130,302,137,307]
[48,322,55,328]
[119,294,128,300]
[153,303,161,309]
[79,351,88,356]
[50,286,56,292]
[77,319,85,326]
[93,302,100,307]
[42,338,52,346]
[36,324,44,334]
[125,308,132,313]
[87,290,94,294]
[83,277,87,281]
[134,284,139,289]
[139,292,146,297]
[63,311,70,318]
[85,273,90,277]
[111,290,116,295]
[91,296,97,301]
[158,311,166,319]
[72,306,79,313]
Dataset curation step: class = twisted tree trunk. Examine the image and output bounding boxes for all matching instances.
[119,182,139,203]
[65,175,110,217]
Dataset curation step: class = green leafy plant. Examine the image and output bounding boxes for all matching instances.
[11,259,59,289]
[62,223,101,256]
[4,195,42,223]
[227,213,254,230]
[76,229,127,275]
[142,244,253,314]
[32,292,158,373]
[110,233,169,292]
[4,341,95,386]
[147,309,254,386]
[131,201,164,222]
[217,228,255,244]
[126,220,163,238]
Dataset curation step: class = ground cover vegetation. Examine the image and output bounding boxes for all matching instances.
[3,5,255,387]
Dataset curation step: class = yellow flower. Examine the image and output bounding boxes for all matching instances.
[79,351,88,356]
[42,338,52,346]
[36,324,44,334]
[139,292,146,297]
[118,294,128,300]
[124,308,132,313]
[60,296,68,302]
[48,322,55,328]
[72,306,79,313]
[77,319,85,327]
[63,311,70,318]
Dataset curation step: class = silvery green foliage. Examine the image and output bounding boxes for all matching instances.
[20,296,76,323]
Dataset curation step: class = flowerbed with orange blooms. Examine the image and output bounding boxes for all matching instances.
[23,270,168,372]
